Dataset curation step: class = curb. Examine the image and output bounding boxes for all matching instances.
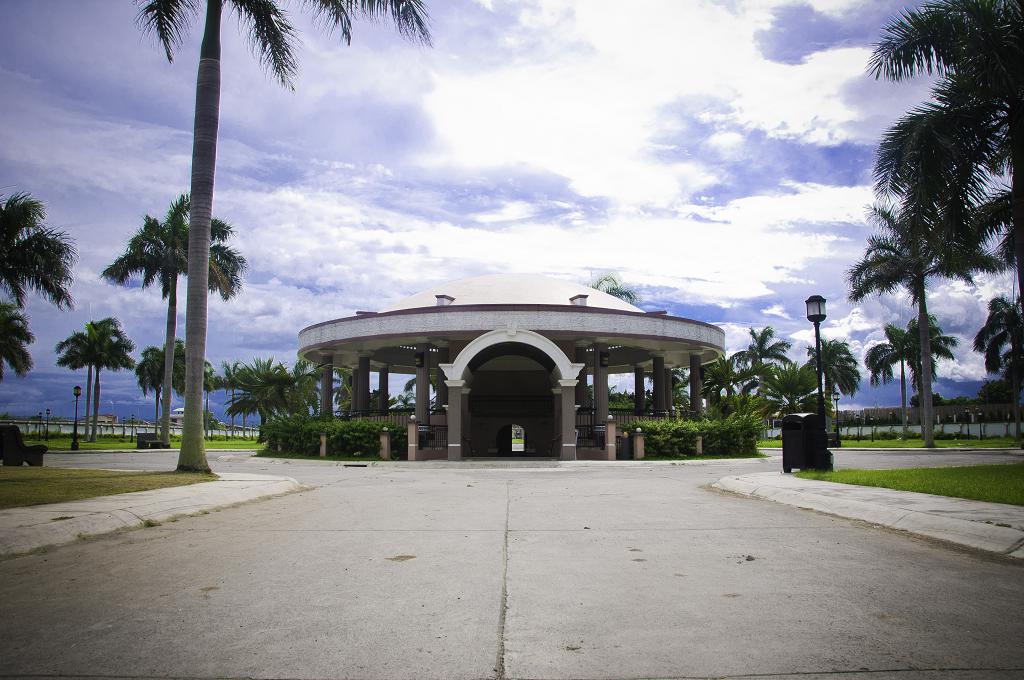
[242,455,779,469]
[0,472,303,557]
[713,472,1024,559]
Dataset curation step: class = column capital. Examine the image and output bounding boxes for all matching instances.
[558,378,579,388]
[444,379,466,389]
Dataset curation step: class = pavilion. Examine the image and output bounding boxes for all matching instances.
[297,274,725,460]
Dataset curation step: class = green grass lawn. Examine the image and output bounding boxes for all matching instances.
[0,467,216,509]
[20,435,261,452]
[758,437,1021,449]
[796,464,1024,506]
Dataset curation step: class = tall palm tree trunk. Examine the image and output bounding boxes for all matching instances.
[916,293,935,448]
[178,0,222,473]
[160,277,177,446]
[1011,112,1023,304]
[1012,370,1021,441]
[229,387,235,436]
[154,391,159,429]
[90,366,101,442]
[899,359,908,438]
[84,364,93,439]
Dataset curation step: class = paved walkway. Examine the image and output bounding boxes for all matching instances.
[715,471,1024,558]
[0,472,301,556]
[2,454,1022,679]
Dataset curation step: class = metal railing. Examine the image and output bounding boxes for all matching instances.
[417,424,448,450]
[575,424,605,450]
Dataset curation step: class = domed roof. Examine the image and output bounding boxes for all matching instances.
[379,274,643,313]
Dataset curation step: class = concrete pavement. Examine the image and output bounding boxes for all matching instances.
[0,450,1022,679]
[0,471,302,556]
[715,471,1024,558]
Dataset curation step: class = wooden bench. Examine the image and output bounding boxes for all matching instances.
[0,425,47,466]
[136,433,166,449]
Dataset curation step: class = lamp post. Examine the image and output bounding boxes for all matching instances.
[71,386,81,451]
[44,408,51,440]
[805,295,832,470]
[832,388,840,447]
[805,295,827,421]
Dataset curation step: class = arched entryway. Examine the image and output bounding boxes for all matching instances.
[439,328,584,461]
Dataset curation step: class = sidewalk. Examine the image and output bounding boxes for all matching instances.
[714,471,1024,558]
[0,472,302,557]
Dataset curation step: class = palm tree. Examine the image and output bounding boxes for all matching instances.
[974,295,1023,439]
[0,192,76,311]
[220,360,242,434]
[203,360,217,438]
[805,338,861,398]
[906,315,958,398]
[103,194,245,448]
[57,319,136,441]
[865,323,914,437]
[734,327,793,391]
[0,303,33,381]
[138,2,431,472]
[870,0,1024,298]
[849,202,998,446]
[760,363,819,417]
[702,355,753,406]
[55,329,94,435]
[136,346,165,426]
[590,272,641,304]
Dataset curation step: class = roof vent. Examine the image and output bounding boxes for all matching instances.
[435,294,455,307]
[355,310,377,316]
[570,294,588,307]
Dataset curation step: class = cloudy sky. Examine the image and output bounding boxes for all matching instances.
[0,0,1012,421]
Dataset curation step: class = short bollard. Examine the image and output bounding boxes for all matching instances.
[695,435,703,455]
[606,415,617,461]
[319,432,327,458]
[380,427,391,461]
[407,415,418,462]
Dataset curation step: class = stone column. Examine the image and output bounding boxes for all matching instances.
[575,347,588,407]
[552,386,562,453]
[415,343,430,422]
[358,354,371,413]
[378,364,390,412]
[446,380,464,461]
[320,359,334,419]
[633,365,644,415]
[350,364,362,413]
[437,347,449,409]
[652,354,666,413]
[379,428,391,460]
[559,379,578,460]
[593,343,608,421]
[462,387,471,456]
[664,367,674,414]
[689,353,703,416]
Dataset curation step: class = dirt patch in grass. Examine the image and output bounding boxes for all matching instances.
[0,467,216,510]
[796,463,1024,506]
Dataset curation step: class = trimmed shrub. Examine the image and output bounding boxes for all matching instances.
[261,415,406,457]
[636,414,761,456]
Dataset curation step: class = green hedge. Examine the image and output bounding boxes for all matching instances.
[261,415,407,457]
[638,414,761,456]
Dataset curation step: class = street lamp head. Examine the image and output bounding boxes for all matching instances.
[805,295,827,323]
[73,385,81,398]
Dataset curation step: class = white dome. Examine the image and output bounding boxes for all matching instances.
[379,274,643,313]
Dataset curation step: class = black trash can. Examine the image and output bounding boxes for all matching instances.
[781,413,832,473]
